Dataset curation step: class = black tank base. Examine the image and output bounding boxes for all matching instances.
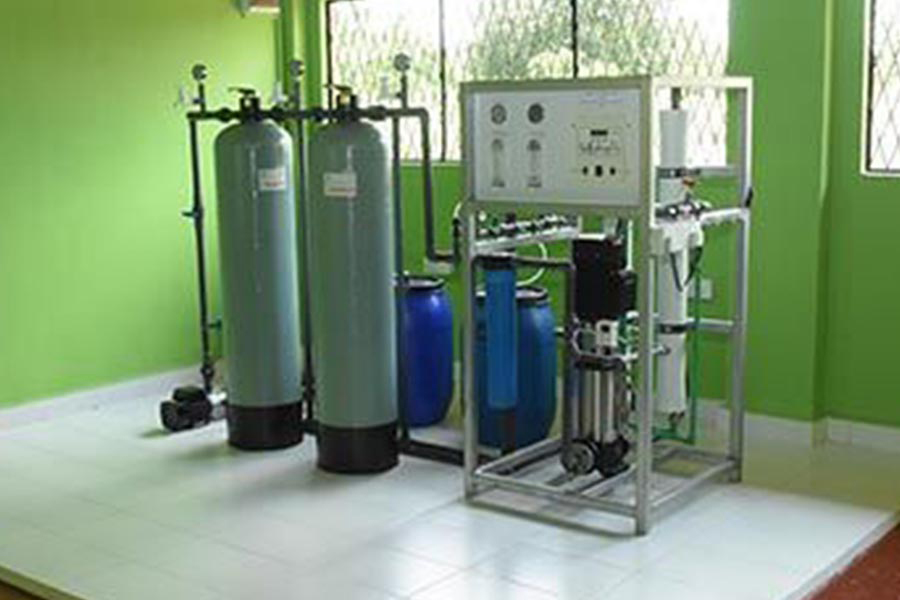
[227,402,303,451]
[317,422,398,474]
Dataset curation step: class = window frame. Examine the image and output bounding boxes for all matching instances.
[325,0,727,164]
[863,0,900,176]
[325,0,579,163]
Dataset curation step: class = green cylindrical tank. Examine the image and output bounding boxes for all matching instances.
[308,119,398,473]
[214,115,303,451]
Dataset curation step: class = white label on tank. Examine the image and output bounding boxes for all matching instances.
[324,172,358,199]
[257,166,288,192]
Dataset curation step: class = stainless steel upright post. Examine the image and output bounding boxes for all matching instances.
[462,209,479,497]
[729,214,750,482]
[635,80,657,536]
[635,250,656,535]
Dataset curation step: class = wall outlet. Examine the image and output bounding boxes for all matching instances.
[688,278,714,301]
[423,259,455,276]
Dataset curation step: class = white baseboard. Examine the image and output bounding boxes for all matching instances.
[0,366,200,432]
[5,371,900,454]
[826,418,900,452]
[699,399,900,452]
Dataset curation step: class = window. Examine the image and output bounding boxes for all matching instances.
[866,0,900,173]
[328,0,729,162]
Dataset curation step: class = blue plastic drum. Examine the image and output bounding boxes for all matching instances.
[403,277,454,427]
[476,286,557,448]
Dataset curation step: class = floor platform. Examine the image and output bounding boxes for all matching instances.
[0,395,898,600]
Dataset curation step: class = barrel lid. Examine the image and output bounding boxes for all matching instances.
[475,285,549,306]
[481,254,515,270]
[516,285,549,306]
[404,275,445,291]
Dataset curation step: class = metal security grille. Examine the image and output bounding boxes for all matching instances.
[867,0,900,173]
[328,0,729,162]
[327,0,442,159]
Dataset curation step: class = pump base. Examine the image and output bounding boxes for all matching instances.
[317,422,398,474]
[227,402,303,451]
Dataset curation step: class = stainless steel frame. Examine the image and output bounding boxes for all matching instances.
[460,76,753,535]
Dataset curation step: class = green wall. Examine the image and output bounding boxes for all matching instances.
[3,0,897,429]
[728,0,833,421]
[0,1,278,406]
[822,0,900,427]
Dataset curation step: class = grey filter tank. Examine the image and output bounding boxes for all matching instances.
[308,118,398,473]
[214,97,303,451]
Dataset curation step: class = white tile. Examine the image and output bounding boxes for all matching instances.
[132,528,301,596]
[59,512,232,572]
[379,518,517,568]
[0,524,125,589]
[409,571,558,600]
[601,571,725,600]
[474,543,632,599]
[69,561,222,600]
[15,494,119,534]
[316,543,459,597]
[645,541,809,600]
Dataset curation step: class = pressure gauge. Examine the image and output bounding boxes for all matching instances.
[490,103,508,125]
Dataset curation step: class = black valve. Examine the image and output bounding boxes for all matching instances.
[228,87,263,121]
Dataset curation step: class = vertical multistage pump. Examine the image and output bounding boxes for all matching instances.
[565,237,637,477]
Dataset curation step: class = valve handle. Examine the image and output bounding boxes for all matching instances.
[228,86,258,98]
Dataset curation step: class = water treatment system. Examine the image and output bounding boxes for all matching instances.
[459,76,753,534]
[161,56,753,535]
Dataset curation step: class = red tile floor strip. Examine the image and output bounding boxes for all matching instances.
[811,525,900,599]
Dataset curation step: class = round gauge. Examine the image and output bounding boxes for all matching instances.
[490,103,508,125]
[527,103,545,124]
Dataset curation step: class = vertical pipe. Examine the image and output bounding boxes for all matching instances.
[570,0,579,79]
[438,0,448,162]
[290,65,316,417]
[416,112,446,263]
[278,0,297,95]
[561,261,576,459]
[187,118,214,395]
[729,215,750,481]
[392,116,410,442]
[462,213,479,496]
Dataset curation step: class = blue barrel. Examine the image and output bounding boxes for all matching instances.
[403,277,454,427]
[476,286,557,448]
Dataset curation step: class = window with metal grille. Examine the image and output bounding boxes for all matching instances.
[327,0,729,162]
[866,0,900,173]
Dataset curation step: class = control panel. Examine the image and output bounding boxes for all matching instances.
[466,85,644,208]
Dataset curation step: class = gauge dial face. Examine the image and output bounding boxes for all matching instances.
[490,103,508,125]
[528,102,545,124]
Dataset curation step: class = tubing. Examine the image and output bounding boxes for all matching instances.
[185,118,215,394]
[290,64,316,418]
[392,116,411,441]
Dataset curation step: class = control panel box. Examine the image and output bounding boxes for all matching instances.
[463,80,646,208]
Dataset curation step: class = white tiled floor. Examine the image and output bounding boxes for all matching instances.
[0,396,898,600]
